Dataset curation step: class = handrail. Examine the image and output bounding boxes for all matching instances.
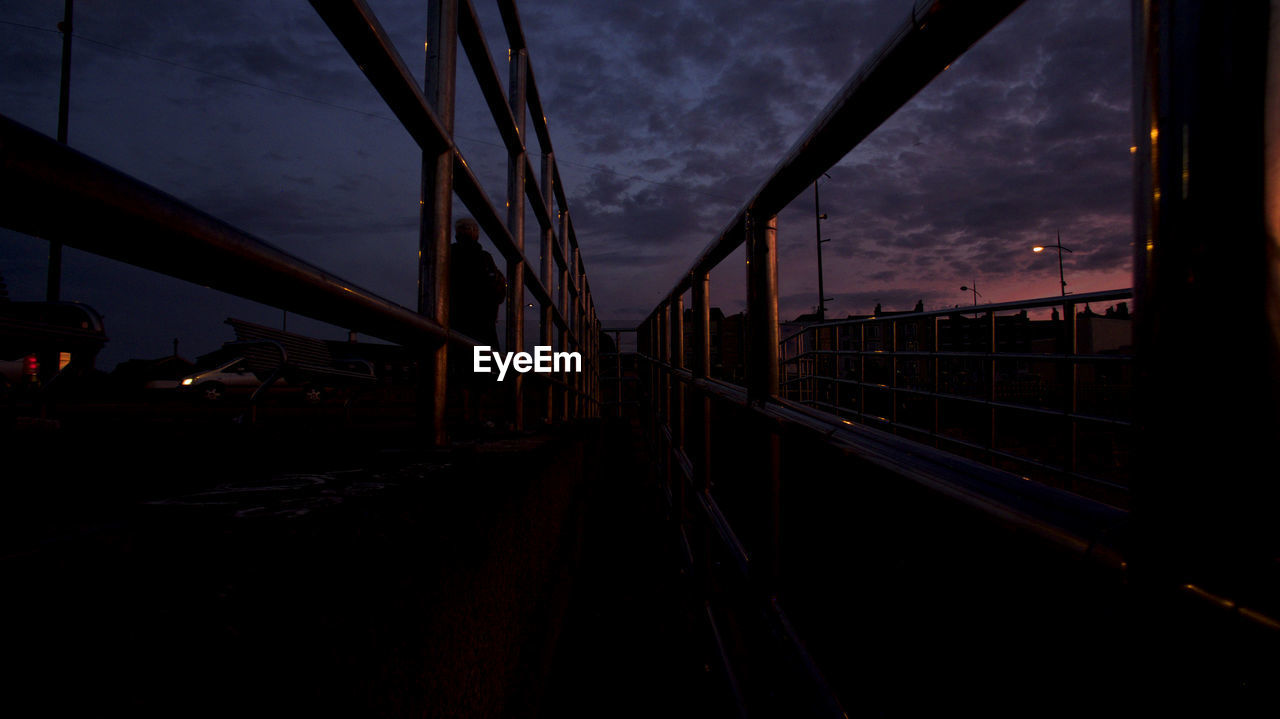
[0,116,454,350]
[778,287,1133,344]
[643,0,1026,319]
[310,0,586,347]
[0,0,602,439]
[627,1,1138,712]
[631,0,1280,711]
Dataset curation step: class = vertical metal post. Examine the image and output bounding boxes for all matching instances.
[814,326,824,406]
[693,271,712,490]
[593,306,600,416]
[829,328,837,410]
[47,0,73,303]
[1064,300,1077,478]
[638,321,647,423]
[891,319,898,428]
[540,152,555,424]
[586,300,596,417]
[591,301,599,416]
[651,315,662,468]
[558,210,570,420]
[1131,0,1280,591]
[660,303,672,497]
[648,317,657,440]
[419,0,457,446]
[691,270,713,599]
[933,315,940,446]
[570,253,579,346]
[586,312,593,421]
[745,211,782,591]
[988,311,996,460]
[505,48,527,430]
[672,292,685,450]
[745,213,780,403]
[641,320,648,415]
[586,326,592,422]
[859,323,866,419]
[614,329,623,419]
[573,246,583,417]
[659,303,669,424]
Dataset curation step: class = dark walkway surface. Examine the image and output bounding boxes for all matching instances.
[538,420,719,718]
[2,414,717,717]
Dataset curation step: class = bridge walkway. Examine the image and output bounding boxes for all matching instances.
[539,417,722,717]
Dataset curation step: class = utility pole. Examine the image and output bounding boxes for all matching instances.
[813,174,832,321]
[47,0,73,302]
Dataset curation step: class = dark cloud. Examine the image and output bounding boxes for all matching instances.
[1,0,1133,364]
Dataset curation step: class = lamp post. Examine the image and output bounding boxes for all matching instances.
[813,173,833,321]
[1032,231,1073,296]
[960,283,982,306]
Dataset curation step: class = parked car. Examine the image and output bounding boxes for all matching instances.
[110,354,196,396]
[0,301,107,396]
[178,356,348,403]
[0,352,40,398]
[179,357,276,401]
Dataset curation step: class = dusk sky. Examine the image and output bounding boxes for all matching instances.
[1,0,1132,368]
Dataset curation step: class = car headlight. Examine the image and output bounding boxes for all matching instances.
[182,378,193,386]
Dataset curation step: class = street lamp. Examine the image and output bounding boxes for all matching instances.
[1032,231,1073,296]
[960,283,982,306]
[814,173,833,321]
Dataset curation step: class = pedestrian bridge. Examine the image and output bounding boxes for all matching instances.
[2,0,1279,716]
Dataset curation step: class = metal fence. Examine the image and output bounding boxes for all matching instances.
[632,0,1279,713]
[0,0,601,440]
[780,289,1133,504]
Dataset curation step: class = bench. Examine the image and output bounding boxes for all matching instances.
[224,318,375,400]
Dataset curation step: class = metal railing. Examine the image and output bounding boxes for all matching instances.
[632,0,1279,713]
[0,0,601,440]
[634,2,1077,713]
[780,289,1133,504]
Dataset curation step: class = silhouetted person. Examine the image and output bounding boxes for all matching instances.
[450,218,505,347]
[449,217,505,425]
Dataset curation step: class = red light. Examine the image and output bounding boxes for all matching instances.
[23,354,38,376]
